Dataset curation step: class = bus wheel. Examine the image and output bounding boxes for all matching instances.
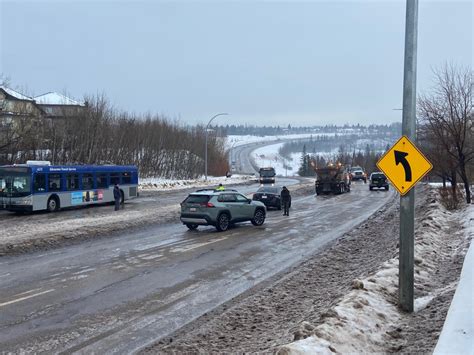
[47,196,59,212]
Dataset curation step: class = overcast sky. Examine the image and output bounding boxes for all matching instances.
[1,0,472,127]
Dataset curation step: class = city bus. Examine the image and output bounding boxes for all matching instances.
[259,167,276,184]
[0,162,138,212]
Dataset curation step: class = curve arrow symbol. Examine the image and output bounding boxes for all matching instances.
[394,150,412,182]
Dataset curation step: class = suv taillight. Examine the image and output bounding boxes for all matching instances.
[206,202,215,208]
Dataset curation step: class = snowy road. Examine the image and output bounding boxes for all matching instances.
[0,183,394,353]
[0,178,300,255]
[232,140,267,174]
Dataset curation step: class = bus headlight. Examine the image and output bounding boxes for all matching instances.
[17,197,32,205]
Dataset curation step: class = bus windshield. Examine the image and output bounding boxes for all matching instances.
[260,169,275,177]
[0,172,32,197]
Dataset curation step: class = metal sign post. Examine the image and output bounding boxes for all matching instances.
[399,0,418,312]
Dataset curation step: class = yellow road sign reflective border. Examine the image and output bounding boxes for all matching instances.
[376,135,433,196]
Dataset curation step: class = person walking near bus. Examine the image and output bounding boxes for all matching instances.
[281,186,291,216]
[113,184,121,211]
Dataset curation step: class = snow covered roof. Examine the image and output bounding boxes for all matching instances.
[34,92,84,106]
[0,86,35,101]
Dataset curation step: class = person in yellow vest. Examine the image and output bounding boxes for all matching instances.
[216,183,225,191]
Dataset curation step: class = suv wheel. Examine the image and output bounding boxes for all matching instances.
[186,224,198,230]
[216,213,230,231]
[251,209,265,226]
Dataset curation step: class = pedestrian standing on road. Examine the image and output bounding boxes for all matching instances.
[113,184,121,211]
[216,183,225,191]
[281,186,291,216]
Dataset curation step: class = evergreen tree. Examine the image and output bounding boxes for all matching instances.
[298,144,313,176]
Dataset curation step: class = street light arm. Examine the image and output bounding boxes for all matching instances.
[206,113,229,130]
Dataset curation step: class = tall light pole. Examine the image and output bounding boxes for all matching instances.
[399,0,418,313]
[205,113,228,180]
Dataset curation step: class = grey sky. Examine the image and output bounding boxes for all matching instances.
[1,0,472,127]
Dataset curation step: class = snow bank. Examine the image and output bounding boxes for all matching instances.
[278,188,471,354]
[139,174,253,191]
[434,204,474,355]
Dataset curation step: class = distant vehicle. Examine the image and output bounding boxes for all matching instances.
[259,167,276,184]
[180,189,266,231]
[314,163,351,195]
[350,166,367,183]
[252,186,285,210]
[369,172,389,191]
[0,162,138,212]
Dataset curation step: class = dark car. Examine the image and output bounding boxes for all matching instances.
[369,172,389,191]
[252,186,286,210]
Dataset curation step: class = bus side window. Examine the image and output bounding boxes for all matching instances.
[67,174,79,191]
[122,172,131,184]
[34,174,46,192]
[110,173,120,185]
[48,174,62,192]
[97,173,108,188]
[82,173,94,190]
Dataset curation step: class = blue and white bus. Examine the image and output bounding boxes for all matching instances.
[0,162,138,212]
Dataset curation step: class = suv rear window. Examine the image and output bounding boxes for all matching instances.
[184,195,210,204]
[372,173,385,179]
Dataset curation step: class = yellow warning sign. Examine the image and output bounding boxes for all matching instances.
[376,135,433,196]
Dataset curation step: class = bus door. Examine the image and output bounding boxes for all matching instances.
[0,175,6,208]
[0,175,12,208]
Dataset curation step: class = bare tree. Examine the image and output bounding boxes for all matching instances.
[418,64,473,203]
[0,73,11,87]
[2,88,229,179]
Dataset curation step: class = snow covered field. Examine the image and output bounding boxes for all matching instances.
[226,134,319,149]
[252,142,301,177]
